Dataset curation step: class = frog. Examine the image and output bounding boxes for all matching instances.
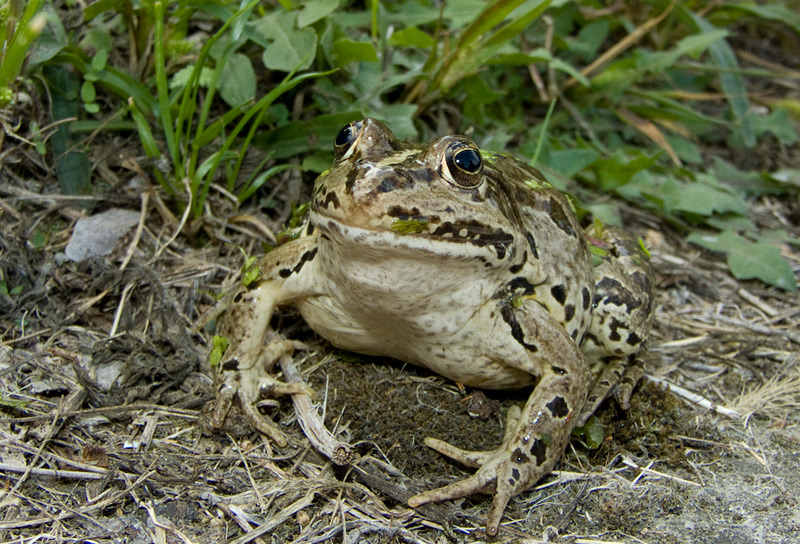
[210,118,655,535]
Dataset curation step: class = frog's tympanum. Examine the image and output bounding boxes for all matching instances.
[211,118,655,535]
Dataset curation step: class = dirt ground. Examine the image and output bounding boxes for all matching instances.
[1,140,799,543]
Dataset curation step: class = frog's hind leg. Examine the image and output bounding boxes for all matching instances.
[577,354,644,426]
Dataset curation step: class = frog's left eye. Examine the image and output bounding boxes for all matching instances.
[442,141,483,188]
[334,121,363,160]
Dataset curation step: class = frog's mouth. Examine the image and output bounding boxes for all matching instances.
[310,210,514,262]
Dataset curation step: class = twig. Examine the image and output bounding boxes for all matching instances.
[280,354,354,465]
[647,375,741,419]
[621,456,702,487]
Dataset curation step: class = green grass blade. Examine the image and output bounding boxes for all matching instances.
[689,12,755,147]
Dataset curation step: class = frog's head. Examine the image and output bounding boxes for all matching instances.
[310,118,540,264]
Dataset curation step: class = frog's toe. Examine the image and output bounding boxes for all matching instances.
[408,457,515,536]
[422,437,492,468]
[408,470,495,508]
[239,394,289,447]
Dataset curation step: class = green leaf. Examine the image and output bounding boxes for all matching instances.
[647,177,748,216]
[637,30,729,75]
[592,150,658,191]
[723,3,800,36]
[544,149,600,178]
[388,27,435,49]
[219,53,256,106]
[689,13,755,147]
[297,0,339,28]
[572,415,604,449]
[209,335,229,368]
[90,48,108,71]
[80,80,96,103]
[689,231,797,291]
[256,12,317,72]
[333,38,378,65]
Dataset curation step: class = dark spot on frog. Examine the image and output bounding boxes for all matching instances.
[500,303,538,352]
[530,438,547,465]
[319,190,340,209]
[570,329,579,340]
[511,468,520,481]
[564,304,575,322]
[494,243,507,259]
[387,205,421,219]
[526,232,539,259]
[233,293,243,303]
[539,197,577,237]
[546,396,570,418]
[582,287,591,310]
[221,359,239,371]
[550,284,567,305]
[596,277,643,314]
[279,247,318,279]
[512,448,530,464]
[344,167,358,193]
[626,332,642,346]
[608,317,625,342]
[506,277,537,296]
[377,178,395,193]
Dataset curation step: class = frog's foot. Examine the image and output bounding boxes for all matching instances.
[577,355,644,426]
[211,339,315,446]
[409,406,539,536]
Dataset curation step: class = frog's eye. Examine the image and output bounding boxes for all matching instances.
[442,141,483,188]
[334,121,363,160]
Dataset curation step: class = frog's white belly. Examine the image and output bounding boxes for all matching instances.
[295,290,534,390]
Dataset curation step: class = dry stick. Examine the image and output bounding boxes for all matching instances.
[562,1,676,91]
[279,354,354,466]
[647,375,741,418]
[0,463,107,480]
[120,191,150,271]
[149,177,193,264]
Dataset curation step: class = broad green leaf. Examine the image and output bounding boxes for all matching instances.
[592,150,658,191]
[333,38,378,65]
[256,12,317,71]
[80,80,96,102]
[647,177,748,216]
[689,231,797,291]
[298,0,339,28]
[219,53,256,106]
[544,149,600,178]
[636,30,728,75]
[564,19,609,62]
[388,27,435,48]
[369,104,418,141]
[707,158,785,196]
[747,109,797,145]
[90,48,108,71]
[765,169,800,189]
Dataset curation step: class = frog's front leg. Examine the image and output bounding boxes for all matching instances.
[211,236,321,446]
[409,302,591,536]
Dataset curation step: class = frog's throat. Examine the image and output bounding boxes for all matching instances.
[309,211,512,263]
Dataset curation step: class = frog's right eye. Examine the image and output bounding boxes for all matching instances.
[334,121,363,160]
